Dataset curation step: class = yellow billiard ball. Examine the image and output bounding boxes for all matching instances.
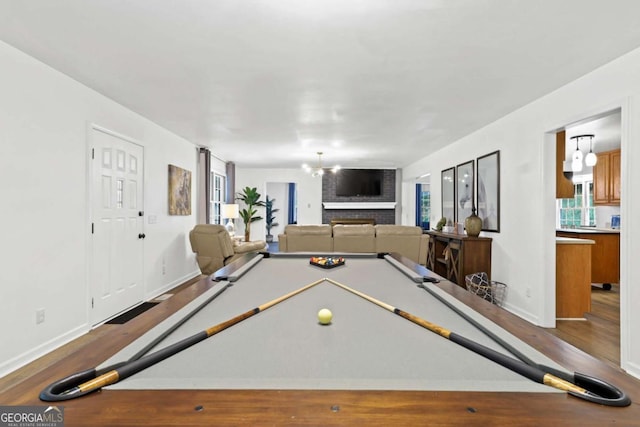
[318,308,332,325]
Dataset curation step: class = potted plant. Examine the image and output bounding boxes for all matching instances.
[265,195,279,243]
[236,186,265,242]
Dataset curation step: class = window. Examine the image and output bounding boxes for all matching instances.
[210,172,225,224]
[416,183,431,230]
[558,177,595,228]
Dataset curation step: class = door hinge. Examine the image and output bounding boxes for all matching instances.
[91,298,94,308]
[92,148,95,159]
[91,223,94,234]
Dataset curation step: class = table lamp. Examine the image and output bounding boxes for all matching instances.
[221,204,239,237]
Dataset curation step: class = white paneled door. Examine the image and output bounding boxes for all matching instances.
[89,126,144,325]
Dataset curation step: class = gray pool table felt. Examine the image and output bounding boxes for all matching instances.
[101,256,566,393]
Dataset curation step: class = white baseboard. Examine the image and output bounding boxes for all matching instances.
[502,302,540,326]
[144,270,202,302]
[623,360,640,380]
[0,323,89,378]
[1,271,201,379]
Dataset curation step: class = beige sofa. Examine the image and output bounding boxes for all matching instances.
[333,224,376,253]
[189,224,267,275]
[277,224,333,252]
[278,224,429,265]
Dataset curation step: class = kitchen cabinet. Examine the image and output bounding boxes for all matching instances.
[593,148,621,205]
[426,230,492,288]
[556,230,620,285]
[556,237,593,318]
[556,131,574,199]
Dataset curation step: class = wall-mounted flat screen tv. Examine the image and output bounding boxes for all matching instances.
[336,169,383,196]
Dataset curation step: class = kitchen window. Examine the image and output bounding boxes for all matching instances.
[558,177,595,228]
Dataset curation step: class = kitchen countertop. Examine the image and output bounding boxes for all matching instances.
[556,236,595,245]
[557,228,620,234]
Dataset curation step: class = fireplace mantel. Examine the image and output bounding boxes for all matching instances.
[322,202,396,210]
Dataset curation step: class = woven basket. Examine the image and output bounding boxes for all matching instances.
[464,272,507,307]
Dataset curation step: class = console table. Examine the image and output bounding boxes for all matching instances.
[426,230,492,288]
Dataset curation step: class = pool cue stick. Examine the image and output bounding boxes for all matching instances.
[86,282,236,377]
[416,283,632,402]
[40,278,326,401]
[125,282,233,363]
[325,278,630,406]
[416,284,559,376]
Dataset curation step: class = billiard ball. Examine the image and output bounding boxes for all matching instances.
[318,308,332,325]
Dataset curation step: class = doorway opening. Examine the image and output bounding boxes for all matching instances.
[551,109,622,368]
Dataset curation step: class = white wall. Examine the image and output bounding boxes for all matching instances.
[0,41,200,375]
[235,168,323,241]
[403,47,640,379]
[595,205,621,228]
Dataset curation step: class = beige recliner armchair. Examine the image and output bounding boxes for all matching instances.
[189,224,266,275]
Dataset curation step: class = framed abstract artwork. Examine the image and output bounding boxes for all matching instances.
[477,150,500,232]
[168,164,192,215]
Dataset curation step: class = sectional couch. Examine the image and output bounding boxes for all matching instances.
[277,224,429,265]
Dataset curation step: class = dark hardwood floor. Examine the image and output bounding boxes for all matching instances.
[546,284,620,368]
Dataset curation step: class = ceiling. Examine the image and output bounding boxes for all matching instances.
[563,110,621,177]
[565,110,621,157]
[2,1,640,169]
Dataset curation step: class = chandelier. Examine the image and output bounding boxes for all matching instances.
[302,152,340,177]
[570,134,597,173]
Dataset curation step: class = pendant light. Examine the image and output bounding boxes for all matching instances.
[571,137,583,172]
[585,135,598,167]
[569,134,596,172]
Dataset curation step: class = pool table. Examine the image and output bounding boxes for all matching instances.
[10,253,640,425]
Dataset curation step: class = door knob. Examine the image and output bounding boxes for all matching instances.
[138,233,146,239]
